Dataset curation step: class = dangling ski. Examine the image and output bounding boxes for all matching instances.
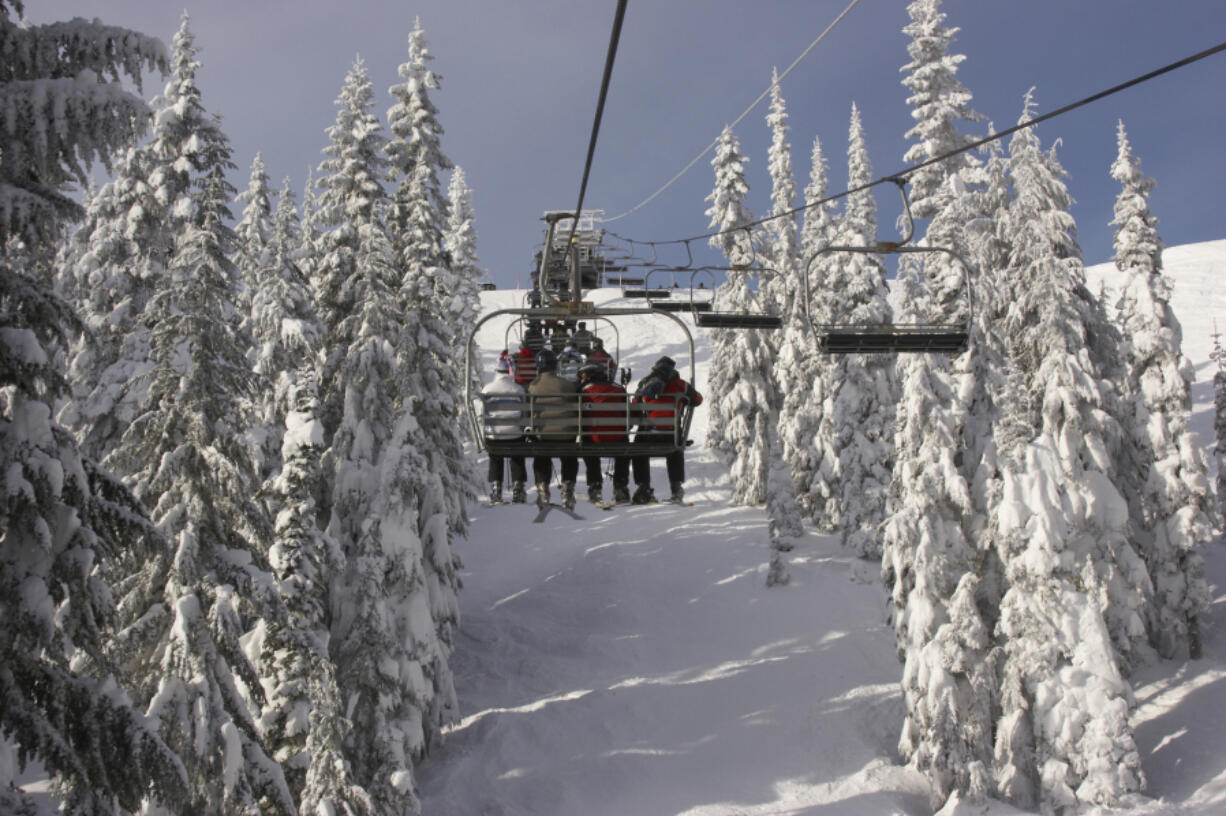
[533,502,587,523]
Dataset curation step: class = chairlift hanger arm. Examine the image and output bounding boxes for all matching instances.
[800,182,974,354]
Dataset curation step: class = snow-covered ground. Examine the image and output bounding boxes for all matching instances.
[416,240,1226,815]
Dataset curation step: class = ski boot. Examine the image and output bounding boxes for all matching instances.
[561,481,577,511]
[669,481,685,503]
[535,481,550,507]
[587,483,603,505]
[631,484,655,505]
[511,481,527,504]
[489,481,503,505]
[613,484,631,504]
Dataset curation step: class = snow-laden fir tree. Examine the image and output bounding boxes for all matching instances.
[446,166,486,404]
[387,18,476,541]
[1002,92,1152,672]
[880,3,993,806]
[1109,120,1211,659]
[313,57,449,813]
[386,21,466,722]
[703,125,777,504]
[765,419,803,588]
[234,153,275,342]
[881,351,991,807]
[245,179,314,485]
[1213,325,1226,529]
[760,69,798,316]
[703,126,752,461]
[959,129,1013,543]
[62,12,235,474]
[313,57,392,452]
[763,74,824,518]
[754,73,804,584]
[0,11,190,811]
[57,142,164,462]
[786,135,842,529]
[249,246,372,813]
[990,93,1147,810]
[324,205,439,814]
[107,98,297,811]
[829,104,895,558]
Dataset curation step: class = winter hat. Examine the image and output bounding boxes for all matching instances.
[495,355,512,374]
[652,356,676,374]
[536,348,558,372]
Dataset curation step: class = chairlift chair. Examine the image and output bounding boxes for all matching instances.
[804,181,972,355]
[468,304,699,460]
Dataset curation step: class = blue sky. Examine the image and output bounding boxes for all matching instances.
[31,1,1226,289]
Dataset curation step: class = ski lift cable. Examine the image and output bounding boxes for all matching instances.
[601,0,865,225]
[608,37,1226,251]
[561,0,629,256]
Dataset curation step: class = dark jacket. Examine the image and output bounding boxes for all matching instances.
[636,370,702,431]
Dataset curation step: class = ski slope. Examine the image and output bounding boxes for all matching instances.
[416,240,1226,816]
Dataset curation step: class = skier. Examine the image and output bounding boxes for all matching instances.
[512,339,537,386]
[578,362,631,505]
[586,337,617,380]
[523,320,546,352]
[529,348,579,509]
[570,321,595,354]
[481,355,528,504]
[632,356,702,503]
[558,341,585,382]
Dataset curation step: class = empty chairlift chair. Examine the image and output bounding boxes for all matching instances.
[804,181,972,355]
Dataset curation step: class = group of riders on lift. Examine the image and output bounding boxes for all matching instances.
[481,320,702,511]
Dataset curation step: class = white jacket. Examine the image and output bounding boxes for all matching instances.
[481,373,526,439]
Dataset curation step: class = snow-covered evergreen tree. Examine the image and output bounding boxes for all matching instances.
[829,104,895,558]
[109,104,295,811]
[235,152,275,335]
[255,326,373,814]
[760,69,798,315]
[990,93,1147,810]
[787,135,841,529]
[246,179,317,487]
[1001,93,1152,672]
[386,21,466,732]
[703,125,776,504]
[881,5,993,806]
[0,7,191,812]
[446,166,486,404]
[881,354,991,807]
[387,18,475,541]
[314,56,451,813]
[1109,120,1211,659]
[57,142,163,463]
[313,57,391,451]
[63,12,234,474]
[765,420,802,588]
